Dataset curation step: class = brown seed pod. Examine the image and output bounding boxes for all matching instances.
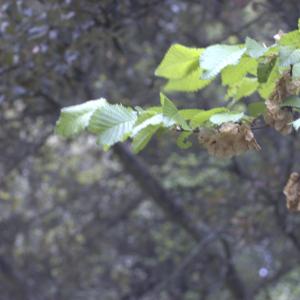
[283,172,300,212]
[198,123,260,158]
[264,101,293,135]
[264,72,297,135]
[286,78,300,95]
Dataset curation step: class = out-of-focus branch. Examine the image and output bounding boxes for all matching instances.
[112,143,249,300]
[0,255,30,300]
[141,232,221,299]
[253,260,300,296]
[210,13,266,44]
[3,128,53,180]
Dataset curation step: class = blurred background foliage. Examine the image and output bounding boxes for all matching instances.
[1,0,300,299]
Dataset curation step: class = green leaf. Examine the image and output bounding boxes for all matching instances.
[55,98,107,137]
[88,103,137,147]
[176,132,192,149]
[279,30,300,48]
[227,77,258,100]
[257,56,277,83]
[258,63,280,99]
[221,56,257,86]
[237,78,258,99]
[248,102,266,117]
[155,44,202,79]
[209,112,244,125]
[179,109,204,120]
[279,46,300,67]
[163,67,211,92]
[293,62,300,79]
[134,111,156,126]
[132,125,160,153]
[190,107,228,128]
[281,96,300,109]
[264,45,279,56]
[245,37,267,58]
[146,106,162,114]
[132,113,170,136]
[132,101,183,137]
[200,44,246,80]
[161,93,190,130]
[292,118,300,130]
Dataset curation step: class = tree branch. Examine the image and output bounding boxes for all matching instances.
[112,143,249,300]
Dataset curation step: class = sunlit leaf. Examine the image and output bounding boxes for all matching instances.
[132,113,170,136]
[245,37,267,58]
[201,44,246,79]
[155,44,202,79]
[279,30,300,48]
[227,77,258,100]
[163,67,211,92]
[221,56,257,86]
[190,107,228,128]
[179,109,204,120]
[209,112,244,125]
[56,98,107,137]
[88,103,137,147]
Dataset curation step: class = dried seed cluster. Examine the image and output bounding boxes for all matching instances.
[198,122,261,158]
[283,172,300,212]
[286,78,300,95]
[264,72,300,135]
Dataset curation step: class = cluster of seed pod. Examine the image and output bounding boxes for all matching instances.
[286,77,300,95]
[264,72,299,135]
[264,101,293,135]
[283,172,300,212]
[198,122,261,158]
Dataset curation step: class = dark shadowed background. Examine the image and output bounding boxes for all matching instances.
[1,1,300,299]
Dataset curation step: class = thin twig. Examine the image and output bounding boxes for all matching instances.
[174,124,269,134]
